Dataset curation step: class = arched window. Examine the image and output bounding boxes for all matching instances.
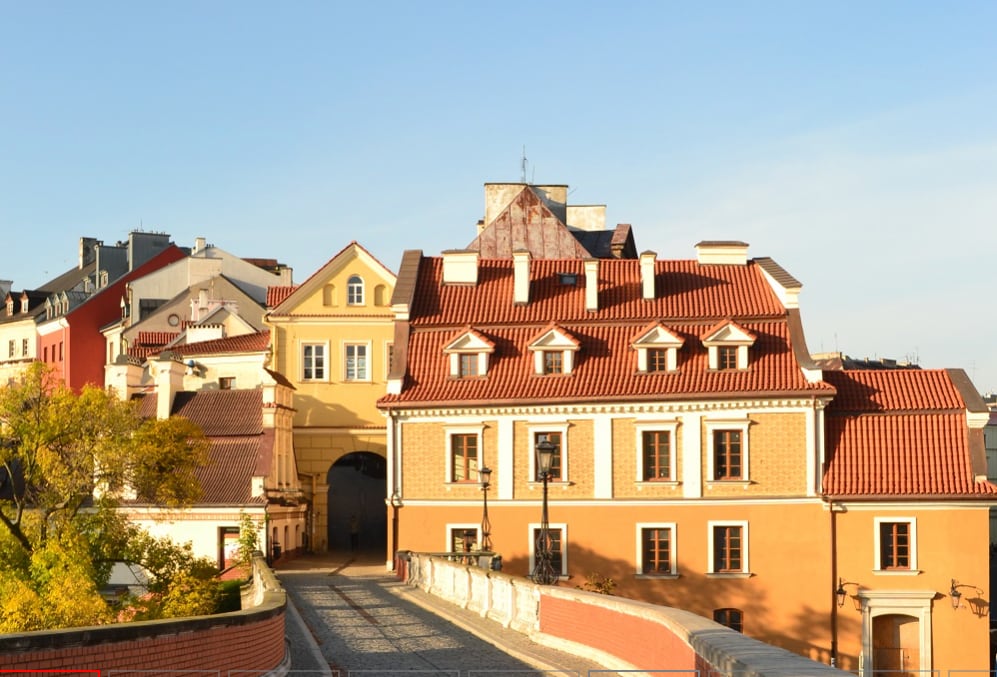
[347,275,364,305]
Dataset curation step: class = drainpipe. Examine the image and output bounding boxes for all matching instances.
[829,498,839,667]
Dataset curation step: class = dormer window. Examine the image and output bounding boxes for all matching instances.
[528,324,580,376]
[701,320,757,371]
[5,299,12,316]
[20,293,28,313]
[443,328,494,379]
[631,323,684,373]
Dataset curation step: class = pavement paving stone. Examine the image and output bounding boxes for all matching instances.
[275,554,610,677]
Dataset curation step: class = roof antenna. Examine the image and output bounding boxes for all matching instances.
[521,146,528,184]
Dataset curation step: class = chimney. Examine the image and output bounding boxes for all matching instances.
[153,353,185,420]
[194,236,206,254]
[566,205,607,232]
[104,355,144,401]
[584,259,599,312]
[695,241,749,265]
[441,250,479,285]
[640,251,657,300]
[513,250,531,305]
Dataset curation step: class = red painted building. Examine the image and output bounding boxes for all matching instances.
[37,245,187,390]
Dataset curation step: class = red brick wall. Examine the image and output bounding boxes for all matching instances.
[0,607,285,674]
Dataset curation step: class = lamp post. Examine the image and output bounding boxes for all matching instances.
[479,466,492,551]
[532,438,558,584]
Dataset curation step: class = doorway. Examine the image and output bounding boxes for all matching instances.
[872,614,919,676]
[326,452,387,555]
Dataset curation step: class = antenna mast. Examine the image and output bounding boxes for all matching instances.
[521,146,528,183]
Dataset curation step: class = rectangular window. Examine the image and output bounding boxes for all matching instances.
[449,526,478,554]
[642,431,671,481]
[648,348,668,372]
[450,433,478,482]
[7,340,13,358]
[345,343,368,380]
[641,527,673,574]
[21,339,28,356]
[718,345,738,370]
[534,431,563,481]
[879,521,911,570]
[711,523,746,574]
[458,353,478,378]
[713,430,742,480]
[302,343,326,380]
[386,342,394,377]
[543,351,563,375]
[714,608,743,633]
[532,526,564,575]
[59,342,63,360]
[219,377,234,390]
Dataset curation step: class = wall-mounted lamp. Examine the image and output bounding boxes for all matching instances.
[950,579,985,612]
[836,577,860,608]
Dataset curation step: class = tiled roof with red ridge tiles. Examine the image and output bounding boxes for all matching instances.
[174,330,271,357]
[136,331,180,346]
[382,256,829,406]
[409,258,789,326]
[822,370,997,497]
[267,285,298,308]
[195,437,267,505]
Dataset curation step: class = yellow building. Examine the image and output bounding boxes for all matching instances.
[265,241,396,554]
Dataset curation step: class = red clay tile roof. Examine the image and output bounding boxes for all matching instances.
[822,370,997,497]
[136,331,180,346]
[267,285,298,308]
[170,389,264,435]
[195,437,267,505]
[381,256,829,407]
[174,330,271,357]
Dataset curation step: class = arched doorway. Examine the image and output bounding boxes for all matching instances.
[326,452,387,555]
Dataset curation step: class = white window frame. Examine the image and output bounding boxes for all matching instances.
[300,341,329,382]
[528,424,569,483]
[445,523,481,554]
[528,522,568,577]
[444,425,484,485]
[347,275,365,306]
[707,520,750,576]
[343,341,371,381]
[705,417,750,484]
[873,516,918,574]
[635,522,678,577]
[635,420,679,484]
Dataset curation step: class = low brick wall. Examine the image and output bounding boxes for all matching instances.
[0,554,288,675]
[404,552,848,676]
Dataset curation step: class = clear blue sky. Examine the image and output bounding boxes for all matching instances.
[3,2,996,392]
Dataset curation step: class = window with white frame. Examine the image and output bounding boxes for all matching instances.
[636,523,677,576]
[20,296,28,313]
[5,299,12,316]
[21,338,28,357]
[530,428,568,482]
[874,517,917,572]
[445,426,483,484]
[443,329,494,379]
[347,275,365,306]
[701,321,756,371]
[529,522,567,576]
[708,520,749,575]
[344,342,369,381]
[636,421,679,482]
[705,418,750,482]
[7,340,13,359]
[301,342,328,381]
[528,326,579,376]
[630,323,684,373]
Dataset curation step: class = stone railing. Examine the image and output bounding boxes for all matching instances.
[0,552,288,675]
[402,552,849,676]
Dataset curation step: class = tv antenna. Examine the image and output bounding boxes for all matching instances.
[520,146,528,183]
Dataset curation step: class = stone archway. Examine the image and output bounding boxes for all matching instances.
[326,451,386,554]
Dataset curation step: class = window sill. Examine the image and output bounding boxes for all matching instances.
[705,572,753,579]
[706,480,753,488]
[873,569,922,576]
[636,481,680,489]
[635,573,680,580]
[528,481,574,489]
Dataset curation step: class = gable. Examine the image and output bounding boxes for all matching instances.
[443,328,495,354]
[631,322,684,348]
[702,320,757,345]
[467,187,591,259]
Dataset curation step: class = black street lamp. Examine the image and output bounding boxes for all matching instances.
[532,438,558,584]
[479,466,492,551]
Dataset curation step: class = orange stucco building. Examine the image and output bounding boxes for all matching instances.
[378,183,995,675]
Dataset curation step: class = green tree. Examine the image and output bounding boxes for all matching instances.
[0,363,214,629]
